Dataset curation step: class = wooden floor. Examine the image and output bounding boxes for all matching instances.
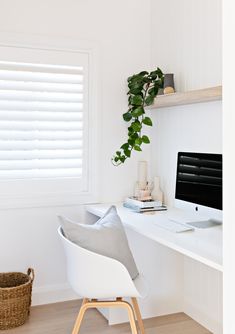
[7,300,212,334]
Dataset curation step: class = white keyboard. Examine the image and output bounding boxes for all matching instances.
[154,219,195,233]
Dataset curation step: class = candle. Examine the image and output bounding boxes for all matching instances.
[138,161,147,190]
[139,189,151,201]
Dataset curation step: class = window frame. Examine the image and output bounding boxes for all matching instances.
[0,33,100,209]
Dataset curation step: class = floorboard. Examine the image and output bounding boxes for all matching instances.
[6,299,212,334]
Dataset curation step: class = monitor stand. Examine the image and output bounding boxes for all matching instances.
[187,219,222,229]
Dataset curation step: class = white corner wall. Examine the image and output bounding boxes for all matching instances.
[150,0,222,205]
[0,0,152,304]
[149,1,222,332]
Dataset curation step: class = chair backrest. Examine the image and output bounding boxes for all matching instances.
[58,227,140,299]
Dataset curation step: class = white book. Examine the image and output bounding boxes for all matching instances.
[123,202,167,212]
[125,197,162,208]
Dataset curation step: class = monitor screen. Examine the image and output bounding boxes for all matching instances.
[175,152,222,210]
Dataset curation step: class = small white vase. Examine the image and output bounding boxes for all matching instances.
[151,176,163,203]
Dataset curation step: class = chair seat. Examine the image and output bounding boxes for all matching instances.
[58,226,147,334]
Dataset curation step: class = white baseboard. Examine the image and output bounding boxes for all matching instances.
[32,283,79,306]
[184,301,223,334]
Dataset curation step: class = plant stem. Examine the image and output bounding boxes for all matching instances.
[139,83,150,138]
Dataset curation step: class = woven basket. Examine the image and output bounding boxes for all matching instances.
[0,268,34,330]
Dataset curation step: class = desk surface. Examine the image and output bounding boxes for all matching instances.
[86,203,223,272]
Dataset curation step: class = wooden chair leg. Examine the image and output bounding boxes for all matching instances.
[72,298,138,334]
[125,302,138,334]
[72,298,89,334]
[131,297,146,334]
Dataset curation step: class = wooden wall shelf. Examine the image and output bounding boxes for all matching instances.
[148,86,222,109]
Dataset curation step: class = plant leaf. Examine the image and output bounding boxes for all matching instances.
[129,88,143,95]
[128,81,144,90]
[131,121,142,132]
[135,137,142,145]
[142,117,153,126]
[132,106,144,117]
[130,95,143,106]
[156,67,164,78]
[145,95,155,106]
[128,126,134,134]
[123,112,132,122]
[128,138,135,146]
[120,143,129,150]
[149,70,158,80]
[134,145,142,151]
[142,135,150,144]
[124,149,131,158]
[131,132,139,140]
[138,71,149,76]
[120,156,126,163]
[148,86,159,97]
[143,76,152,84]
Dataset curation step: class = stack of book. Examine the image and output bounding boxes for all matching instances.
[123,197,167,213]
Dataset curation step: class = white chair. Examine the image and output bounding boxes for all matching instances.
[58,227,147,334]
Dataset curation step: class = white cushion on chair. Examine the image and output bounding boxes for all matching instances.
[58,206,139,280]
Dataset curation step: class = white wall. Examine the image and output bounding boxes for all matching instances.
[150,101,222,206]
[150,0,222,91]
[150,0,222,206]
[149,1,222,331]
[0,205,93,305]
[0,0,152,303]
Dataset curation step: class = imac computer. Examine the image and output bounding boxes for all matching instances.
[175,152,222,228]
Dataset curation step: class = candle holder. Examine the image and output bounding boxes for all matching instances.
[134,181,152,201]
[137,161,148,190]
[163,73,175,94]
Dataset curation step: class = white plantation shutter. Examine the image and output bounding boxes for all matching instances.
[0,61,86,180]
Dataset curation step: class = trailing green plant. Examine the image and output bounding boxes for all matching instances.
[112,68,164,166]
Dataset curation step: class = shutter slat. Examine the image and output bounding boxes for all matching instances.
[0,149,82,160]
[0,69,83,84]
[0,159,82,170]
[0,121,83,131]
[0,100,83,111]
[0,130,83,140]
[0,80,83,93]
[0,61,83,74]
[0,168,82,179]
[0,91,83,102]
[0,140,83,150]
[0,111,83,121]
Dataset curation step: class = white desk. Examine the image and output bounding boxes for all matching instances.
[86,203,222,272]
[86,203,223,334]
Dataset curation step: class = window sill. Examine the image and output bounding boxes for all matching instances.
[0,191,99,210]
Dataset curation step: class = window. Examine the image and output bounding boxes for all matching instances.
[0,61,85,179]
[0,44,95,207]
